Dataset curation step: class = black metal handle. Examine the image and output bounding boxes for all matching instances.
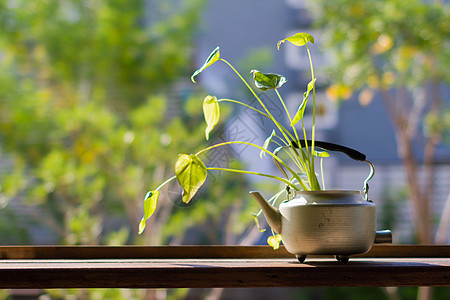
[292,140,366,161]
[273,139,374,201]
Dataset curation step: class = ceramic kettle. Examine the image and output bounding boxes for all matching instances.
[250,140,392,263]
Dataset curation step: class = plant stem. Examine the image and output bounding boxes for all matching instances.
[273,88,308,172]
[274,89,293,125]
[306,44,321,190]
[320,157,325,190]
[299,118,313,181]
[273,138,302,170]
[206,167,299,191]
[154,175,177,192]
[195,140,308,190]
[220,58,295,144]
[306,45,316,150]
[218,99,270,119]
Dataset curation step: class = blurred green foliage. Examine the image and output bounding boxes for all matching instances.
[288,286,450,300]
[309,0,449,95]
[0,1,261,297]
[0,0,212,246]
[0,0,205,110]
[309,0,450,143]
[0,0,257,250]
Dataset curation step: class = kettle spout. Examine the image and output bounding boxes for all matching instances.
[250,191,282,234]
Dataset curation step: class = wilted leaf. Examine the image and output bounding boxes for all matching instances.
[291,78,316,126]
[175,154,207,203]
[267,234,283,250]
[251,70,286,91]
[277,32,314,50]
[260,130,276,158]
[138,190,160,234]
[203,95,220,140]
[191,47,220,83]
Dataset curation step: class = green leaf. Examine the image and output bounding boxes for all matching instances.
[138,190,160,234]
[191,47,220,83]
[291,78,316,126]
[291,95,308,126]
[203,95,220,140]
[260,129,275,158]
[313,150,330,158]
[251,213,266,233]
[251,70,286,91]
[277,32,314,50]
[175,154,207,203]
[267,234,282,250]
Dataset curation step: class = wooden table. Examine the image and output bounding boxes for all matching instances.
[0,245,448,289]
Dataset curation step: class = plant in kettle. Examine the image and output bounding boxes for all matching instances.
[139,33,329,248]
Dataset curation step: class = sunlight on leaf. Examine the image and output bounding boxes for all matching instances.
[267,234,282,250]
[175,154,207,203]
[203,95,220,140]
[307,78,316,92]
[260,130,276,158]
[291,78,316,126]
[313,150,330,158]
[251,213,266,232]
[277,32,314,50]
[138,190,160,234]
[191,47,220,83]
[291,96,308,126]
[251,70,286,91]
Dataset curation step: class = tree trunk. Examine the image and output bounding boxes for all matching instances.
[435,192,450,243]
[396,130,432,244]
[380,88,433,244]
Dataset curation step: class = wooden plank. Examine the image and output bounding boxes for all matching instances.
[0,245,449,259]
[0,245,288,259]
[0,258,448,288]
[355,244,450,258]
[0,245,448,288]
